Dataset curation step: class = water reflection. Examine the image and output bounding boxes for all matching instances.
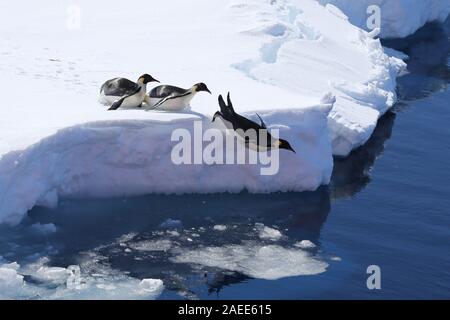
[382,18,450,101]
[330,111,396,199]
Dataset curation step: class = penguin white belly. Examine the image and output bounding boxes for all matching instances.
[148,94,194,111]
[119,91,145,108]
[101,90,145,108]
[214,117,234,131]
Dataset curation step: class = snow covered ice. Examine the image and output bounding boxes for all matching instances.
[0,0,413,225]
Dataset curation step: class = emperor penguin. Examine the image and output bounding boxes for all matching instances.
[100,74,159,110]
[147,83,211,111]
[212,93,296,153]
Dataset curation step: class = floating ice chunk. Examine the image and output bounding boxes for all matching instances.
[35,266,70,284]
[66,265,82,290]
[30,223,57,235]
[129,240,172,252]
[0,257,164,300]
[213,225,227,231]
[139,279,164,295]
[172,244,328,280]
[2,262,20,271]
[294,240,316,249]
[0,264,24,298]
[167,230,180,237]
[159,218,182,229]
[116,233,137,243]
[256,224,283,241]
[331,256,342,261]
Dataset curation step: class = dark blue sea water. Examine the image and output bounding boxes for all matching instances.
[1,20,449,299]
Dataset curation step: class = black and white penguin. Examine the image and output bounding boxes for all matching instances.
[100,74,159,110]
[212,93,295,153]
[147,83,211,111]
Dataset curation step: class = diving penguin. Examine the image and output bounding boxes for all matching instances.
[212,93,295,153]
[147,83,211,111]
[100,74,159,110]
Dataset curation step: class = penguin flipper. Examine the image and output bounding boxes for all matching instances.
[255,113,267,129]
[151,95,171,109]
[108,96,125,110]
[108,86,141,110]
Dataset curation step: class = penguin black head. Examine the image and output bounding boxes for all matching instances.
[138,74,160,84]
[194,83,212,94]
[276,139,296,153]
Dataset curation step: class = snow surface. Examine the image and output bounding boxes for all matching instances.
[0,0,407,225]
[319,0,450,38]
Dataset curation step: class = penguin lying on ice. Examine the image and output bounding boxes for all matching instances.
[147,83,211,111]
[100,74,159,110]
[212,93,295,153]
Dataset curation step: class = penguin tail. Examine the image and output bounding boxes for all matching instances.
[218,92,235,117]
[226,92,236,114]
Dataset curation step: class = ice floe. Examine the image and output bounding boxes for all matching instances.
[171,243,328,280]
[0,256,164,300]
[0,0,412,224]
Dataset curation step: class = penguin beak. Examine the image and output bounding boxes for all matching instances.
[278,139,296,153]
[152,78,160,83]
[206,88,212,94]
